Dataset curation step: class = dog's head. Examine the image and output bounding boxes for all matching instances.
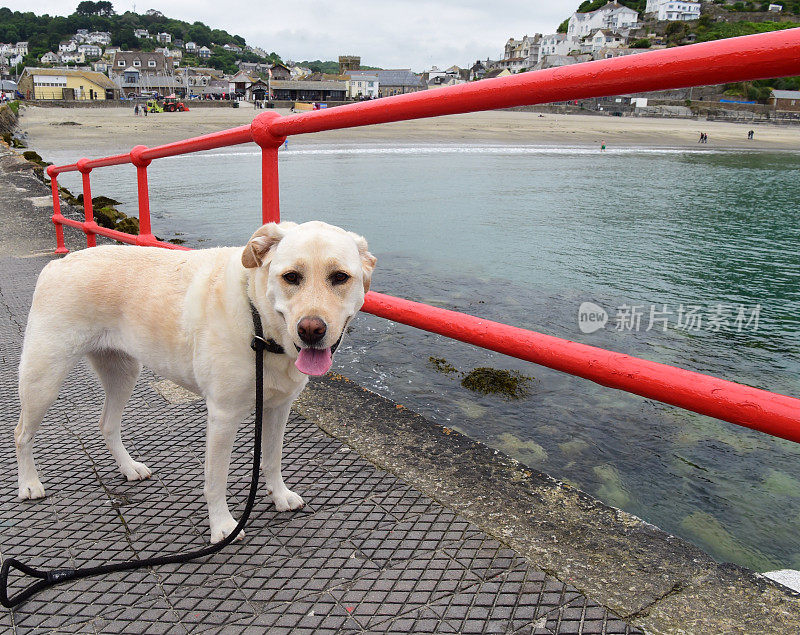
[242,220,376,376]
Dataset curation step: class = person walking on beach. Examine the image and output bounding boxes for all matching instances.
[601,140,606,152]
[143,104,148,117]
[748,130,754,140]
[134,104,139,116]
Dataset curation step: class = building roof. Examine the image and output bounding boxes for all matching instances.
[21,66,117,89]
[772,90,800,99]
[231,71,256,82]
[483,68,510,79]
[113,51,170,63]
[349,69,422,87]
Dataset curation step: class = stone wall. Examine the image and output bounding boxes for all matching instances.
[0,103,17,136]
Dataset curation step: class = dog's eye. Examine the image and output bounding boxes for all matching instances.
[282,271,301,285]
[331,271,350,285]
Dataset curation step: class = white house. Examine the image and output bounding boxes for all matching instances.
[347,74,378,98]
[501,34,541,72]
[540,33,579,57]
[88,31,111,45]
[769,3,783,10]
[40,51,59,64]
[185,41,197,52]
[59,51,86,64]
[223,43,242,53]
[645,0,700,21]
[426,66,464,86]
[247,45,269,59]
[567,1,639,38]
[77,43,103,58]
[134,29,151,39]
[582,30,627,54]
[15,41,28,56]
[198,46,211,60]
[290,65,312,79]
[59,40,77,53]
[156,32,172,45]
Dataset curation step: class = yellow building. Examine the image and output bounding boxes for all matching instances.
[18,67,119,101]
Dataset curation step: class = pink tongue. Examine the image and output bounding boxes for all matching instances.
[295,347,333,376]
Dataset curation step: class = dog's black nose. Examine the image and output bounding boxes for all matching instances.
[297,317,327,345]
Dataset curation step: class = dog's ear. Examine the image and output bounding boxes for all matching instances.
[242,222,297,269]
[348,232,377,293]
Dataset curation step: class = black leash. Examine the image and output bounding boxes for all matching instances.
[0,304,281,609]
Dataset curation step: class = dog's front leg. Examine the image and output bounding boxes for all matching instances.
[262,400,304,512]
[204,402,245,543]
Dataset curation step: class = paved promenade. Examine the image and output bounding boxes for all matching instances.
[0,252,639,633]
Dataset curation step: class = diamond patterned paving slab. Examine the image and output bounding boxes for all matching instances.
[0,254,642,633]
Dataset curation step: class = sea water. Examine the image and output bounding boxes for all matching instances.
[51,142,800,571]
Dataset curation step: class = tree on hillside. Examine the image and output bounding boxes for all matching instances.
[112,28,138,49]
[76,1,115,16]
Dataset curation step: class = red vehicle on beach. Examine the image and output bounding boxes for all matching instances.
[163,97,189,112]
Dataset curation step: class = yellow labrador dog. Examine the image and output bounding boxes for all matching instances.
[16,221,376,542]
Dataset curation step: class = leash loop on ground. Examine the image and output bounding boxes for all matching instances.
[0,304,270,609]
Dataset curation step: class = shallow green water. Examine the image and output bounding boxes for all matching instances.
[50,142,800,571]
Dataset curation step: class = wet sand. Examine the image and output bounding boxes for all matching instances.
[17,103,800,161]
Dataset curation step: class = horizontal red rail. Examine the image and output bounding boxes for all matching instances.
[46,28,800,443]
[363,293,800,444]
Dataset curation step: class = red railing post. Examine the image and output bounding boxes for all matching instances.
[46,166,69,255]
[76,158,97,248]
[130,145,157,246]
[251,112,287,224]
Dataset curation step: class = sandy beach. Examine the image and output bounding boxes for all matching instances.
[17,103,800,161]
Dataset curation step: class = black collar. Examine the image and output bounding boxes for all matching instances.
[250,302,286,355]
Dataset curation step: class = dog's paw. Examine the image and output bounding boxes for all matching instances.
[121,461,152,481]
[18,479,46,500]
[270,488,304,512]
[210,516,244,544]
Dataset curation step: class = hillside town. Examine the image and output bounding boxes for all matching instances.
[3,1,800,117]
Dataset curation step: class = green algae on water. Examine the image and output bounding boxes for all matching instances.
[428,356,533,399]
[428,356,458,374]
[461,367,531,399]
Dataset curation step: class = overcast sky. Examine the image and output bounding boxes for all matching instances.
[12,1,579,70]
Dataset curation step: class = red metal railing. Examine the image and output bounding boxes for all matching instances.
[46,29,800,442]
